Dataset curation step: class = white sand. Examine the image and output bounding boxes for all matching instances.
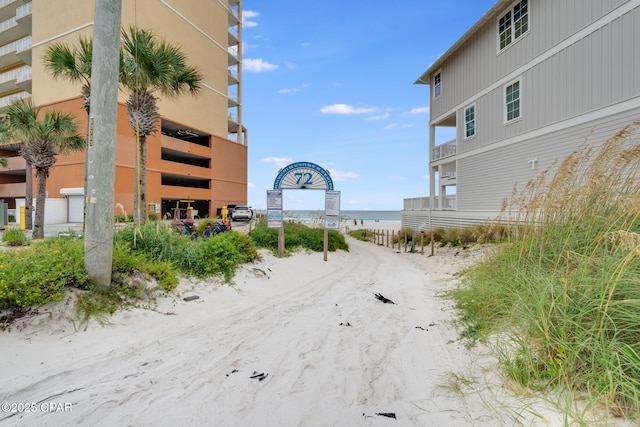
[0,237,629,426]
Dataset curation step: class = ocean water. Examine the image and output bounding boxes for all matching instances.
[283,210,401,222]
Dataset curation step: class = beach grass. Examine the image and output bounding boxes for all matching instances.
[249,219,349,253]
[449,121,640,421]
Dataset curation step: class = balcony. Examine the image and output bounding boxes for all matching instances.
[15,1,29,31]
[0,35,28,69]
[440,161,456,179]
[0,0,26,22]
[0,16,27,46]
[0,64,29,94]
[227,89,238,107]
[227,0,239,23]
[432,138,456,161]
[14,33,29,65]
[228,25,238,46]
[228,67,238,85]
[403,195,457,210]
[15,62,30,91]
[0,90,28,107]
[228,46,238,66]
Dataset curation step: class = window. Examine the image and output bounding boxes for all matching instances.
[498,0,528,51]
[464,104,475,138]
[505,80,521,122]
[433,71,441,99]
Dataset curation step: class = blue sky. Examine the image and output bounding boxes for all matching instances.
[241,0,497,211]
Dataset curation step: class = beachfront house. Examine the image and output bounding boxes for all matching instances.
[403,0,640,230]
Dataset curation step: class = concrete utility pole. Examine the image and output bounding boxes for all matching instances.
[84,0,122,289]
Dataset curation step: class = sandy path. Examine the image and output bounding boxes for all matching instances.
[0,239,533,426]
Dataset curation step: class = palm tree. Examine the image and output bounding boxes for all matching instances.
[0,99,84,238]
[43,37,94,115]
[120,26,202,223]
[43,38,95,230]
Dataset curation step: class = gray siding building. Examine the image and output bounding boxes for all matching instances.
[404,0,640,230]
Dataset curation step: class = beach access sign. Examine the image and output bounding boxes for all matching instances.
[266,189,283,228]
[269,161,338,260]
[324,190,341,230]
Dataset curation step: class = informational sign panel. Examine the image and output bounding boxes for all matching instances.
[324,190,341,230]
[267,189,283,228]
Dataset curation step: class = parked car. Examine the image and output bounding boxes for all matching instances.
[231,205,253,221]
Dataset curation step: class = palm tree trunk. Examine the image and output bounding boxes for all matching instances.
[133,136,146,224]
[32,167,47,239]
[25,162,33,229]
[140,136,147,224]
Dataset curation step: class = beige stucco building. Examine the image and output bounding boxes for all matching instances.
[0,0,247,221]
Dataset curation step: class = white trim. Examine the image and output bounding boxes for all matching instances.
[430,0,640,127]
[201,82,235,103]
[433,69,442,100]
[31,22,94,48]
[496,0,530,53]
[463,103,476,139]
[159,0,227,53]
[451,97,640,162]
[503,77,522,124]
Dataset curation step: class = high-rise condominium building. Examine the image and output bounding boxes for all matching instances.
[0,0,247,223]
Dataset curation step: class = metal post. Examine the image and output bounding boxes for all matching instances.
[323,228,328,261]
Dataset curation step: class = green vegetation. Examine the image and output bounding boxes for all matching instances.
[0,239,89,308]
[115,222,257,281]
[2,228,29,246]
[348,224,505,247]
[0,220,339,326]
[0,222,258,326]
[450,122,640,419]
[249,219,348,253]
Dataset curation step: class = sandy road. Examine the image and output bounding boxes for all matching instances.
[1,238,518,426]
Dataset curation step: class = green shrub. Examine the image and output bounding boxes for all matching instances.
[115,222,256,282]
[0,238,89,308]
[249,220,348,253]
[2,228,28,246]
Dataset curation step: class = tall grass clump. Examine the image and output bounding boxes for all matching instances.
[249,220,348,253]
[451,121,640,419]
[115,222,257,281]
[2,228,29,246]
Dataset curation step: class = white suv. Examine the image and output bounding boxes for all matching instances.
[231,205,253,221]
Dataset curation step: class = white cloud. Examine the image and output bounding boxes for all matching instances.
[327,169,359,181]
[383,123,415,130]
[408,106,430,114]
[278,83,310,94]
[261,157,293,168]
[242,10,259,27]
[320,104,377,115]
[247,182,255,188]
[365,113,390,121]
[243,58,278,72]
